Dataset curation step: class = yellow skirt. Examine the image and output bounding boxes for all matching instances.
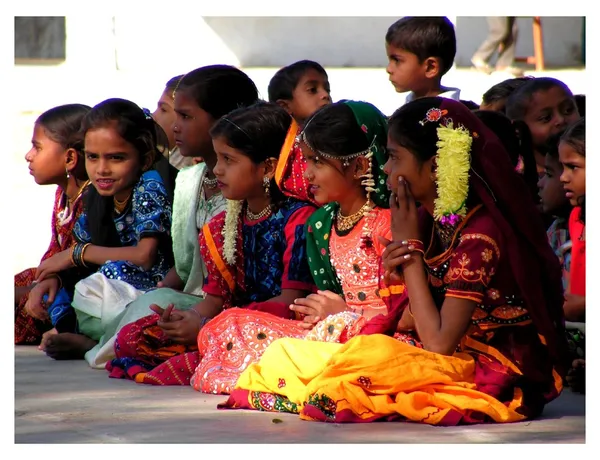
[226,334,534,425]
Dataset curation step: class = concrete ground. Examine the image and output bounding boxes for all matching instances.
[15,346,585,443]
[13,65,587,444]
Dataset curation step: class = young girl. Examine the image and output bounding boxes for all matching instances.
[16,103,91,344]
[506,77,580,175]
[150,74,194,170]
[30,98,177,359]
[558,118,585,393]
[106,102,316,383]
[539,132,573,291]
[225,98,568,425]
[79,65,261,369]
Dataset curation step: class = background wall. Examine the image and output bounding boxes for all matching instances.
[15,16,585,70]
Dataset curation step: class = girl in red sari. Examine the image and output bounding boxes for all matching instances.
[16,104,91,344]
[223,98,568,425]
[558,118,585,393]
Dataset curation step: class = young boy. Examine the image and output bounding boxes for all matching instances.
[268,60,332,126]
[385,17,460,103]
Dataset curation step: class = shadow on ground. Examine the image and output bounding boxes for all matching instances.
[15,346,585,443]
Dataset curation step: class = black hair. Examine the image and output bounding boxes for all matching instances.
[210,101,292,207]
[505,77,575,120]
[481,77,534,113]
[267,60,328,102]
[474,110,538,202]
[574,94,585,117]
[302,102,370,158]
[561,117,585,224]
[81,98,177,249]
[165,74,184,92]
[385,17,456,76]
[36,103,91,180]
[543,131,565,161]
[177,65,259,120]
[461,100,480,111]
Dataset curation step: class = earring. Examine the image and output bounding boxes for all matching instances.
[66,167,70,179]
[263,176,271,197]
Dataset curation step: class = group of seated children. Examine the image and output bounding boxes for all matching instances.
[16,16,585,425]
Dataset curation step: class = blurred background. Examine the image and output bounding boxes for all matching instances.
[12,15,586,273]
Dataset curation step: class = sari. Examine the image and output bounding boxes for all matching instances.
[14,184,88,344]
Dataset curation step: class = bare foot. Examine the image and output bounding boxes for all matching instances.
[44,333,98,360]
[39,328,58,351]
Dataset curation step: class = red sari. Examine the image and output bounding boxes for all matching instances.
[568,207,585,296]
[15,186,86,344]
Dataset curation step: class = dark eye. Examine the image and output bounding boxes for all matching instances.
[308,87,317,94]
[86,153,97,160]
[538,115,551,123]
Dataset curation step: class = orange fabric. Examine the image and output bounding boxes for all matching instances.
[234,334,530,424]
[202,224,235,292]
[275,119,299,188]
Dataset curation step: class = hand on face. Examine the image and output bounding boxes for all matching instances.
[389,176,420,243]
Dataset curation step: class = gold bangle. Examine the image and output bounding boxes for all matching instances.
[80,243,91,268]
[69,245,77,267]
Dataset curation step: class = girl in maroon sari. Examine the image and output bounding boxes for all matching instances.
[16,104,91,344]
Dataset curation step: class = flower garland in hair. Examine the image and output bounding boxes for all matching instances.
[222,199,244,265]
[433,122,472,224]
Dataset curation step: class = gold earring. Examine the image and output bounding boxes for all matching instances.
[263,176,271,197]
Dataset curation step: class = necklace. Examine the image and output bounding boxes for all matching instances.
[336,200,372,232]
[204,175,218,189]
[246,203,273,221]
[114,192,132,214]
[67,180,90,207]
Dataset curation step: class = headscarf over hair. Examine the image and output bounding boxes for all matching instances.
[343,100,390,208]
[275,118,318,204]
[393,97,568,375]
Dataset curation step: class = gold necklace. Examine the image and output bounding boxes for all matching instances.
[336,200,372,232]
[114,193,132,214]
[246,203,273,221]
[67,180,90,207]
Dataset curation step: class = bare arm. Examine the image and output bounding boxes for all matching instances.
[402,255,476,355]
[83,236,159,271]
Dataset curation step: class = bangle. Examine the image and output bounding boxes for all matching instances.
[50,274,63,291]
[69,245,77,267]
[403,239,425,257]
[79,243,91,268]
[407,304,414,318]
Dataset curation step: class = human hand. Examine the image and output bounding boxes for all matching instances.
[378,236,421,285]
[35,250,74,282]
[389,176,420,243]
[24,277,60,321]
[156,268,184,290]
[566,359,585,394]
[152,303,203,345]
[290,290,347,329]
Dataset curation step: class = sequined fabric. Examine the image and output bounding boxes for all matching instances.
[329,208,390,313]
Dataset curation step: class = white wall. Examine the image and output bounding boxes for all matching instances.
[83,16,584,70]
